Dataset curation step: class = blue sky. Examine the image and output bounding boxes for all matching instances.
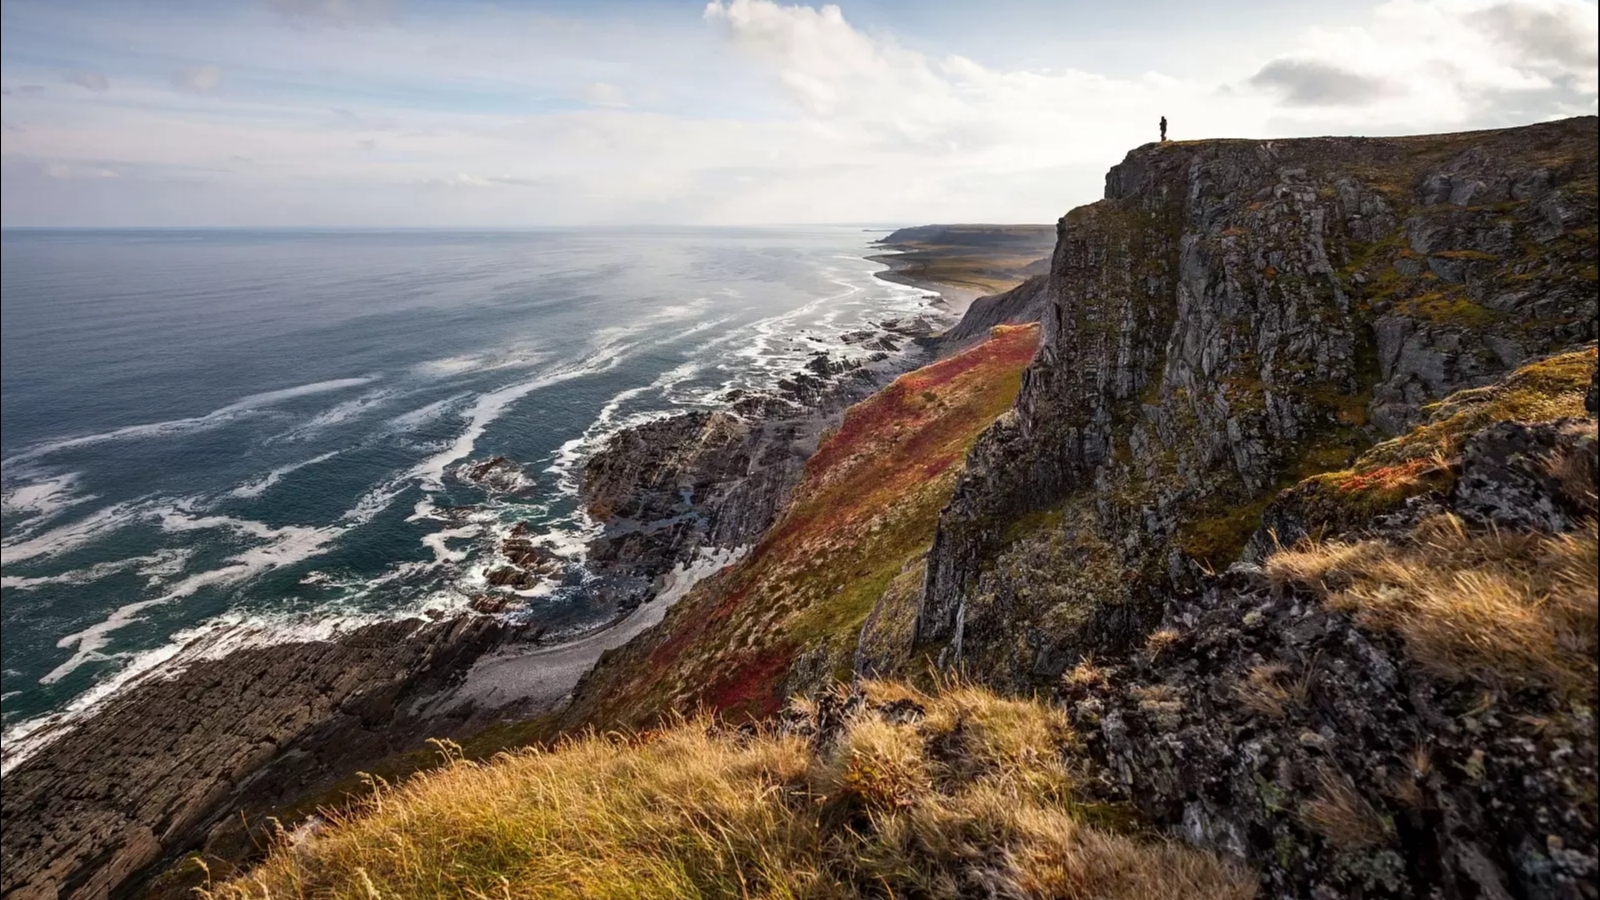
[2,0,1596,226]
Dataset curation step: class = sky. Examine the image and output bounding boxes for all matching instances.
[1,0,1596,226]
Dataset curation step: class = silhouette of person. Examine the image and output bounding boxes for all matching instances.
[1160,115,1168,142]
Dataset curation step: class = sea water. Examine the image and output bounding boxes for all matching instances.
[0,226,933,759]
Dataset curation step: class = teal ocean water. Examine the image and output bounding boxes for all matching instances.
[0,227,934,755]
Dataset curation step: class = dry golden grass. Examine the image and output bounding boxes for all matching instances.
[207,682,1255,900]
[1265,515,1599,697]
[1300,767,1391,850]
[1233,663,1312,719]
[1357,347,1596,470]
[1143,628,1182,659]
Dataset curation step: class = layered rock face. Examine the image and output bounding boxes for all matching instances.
[914,117,1598,690]
[0,616,530,900]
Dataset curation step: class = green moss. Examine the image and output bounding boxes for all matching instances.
[1361,346,1596,469]
[1396,291,1498,327]
[1177,494,1275,570]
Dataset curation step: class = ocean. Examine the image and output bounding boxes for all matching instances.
[0,226,936,757]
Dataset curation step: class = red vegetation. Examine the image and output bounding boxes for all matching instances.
[569,324,1041,729]
[701,647,796,720]
[1334,458,1433,493]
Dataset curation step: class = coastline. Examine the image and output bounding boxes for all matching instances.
[0,245,958,900]
[866,254,987,315]
[865,223,1055,320]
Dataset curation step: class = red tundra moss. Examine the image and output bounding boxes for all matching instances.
[561,324,1041,728]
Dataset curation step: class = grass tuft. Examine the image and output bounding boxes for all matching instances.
[1265,515,1599,697]
[205,682,1255,900]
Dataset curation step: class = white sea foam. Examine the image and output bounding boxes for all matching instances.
[0,548,189,592]
[40,512,347,686]
[387,394,468,431]
[413,354,486,377]
[422,524,481,565]
[229,450,343,499]
[1,377,377,468]
[410,342,634,491]
[276,391,395,442]
[0,472,96,522]
[0,500,152,566]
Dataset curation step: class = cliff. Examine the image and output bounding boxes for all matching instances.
[21,119,1600,900]
[911,116,1598,690]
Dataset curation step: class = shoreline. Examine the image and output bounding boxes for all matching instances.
[0,245,956,900]
[866,253,988,315]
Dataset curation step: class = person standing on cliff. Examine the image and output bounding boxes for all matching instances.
[1160,115,1168,142]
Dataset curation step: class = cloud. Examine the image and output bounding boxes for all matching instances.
[17,85,47,95]
[1248,59,1398,106]
[43,162,119,180]
[356,137,376,150]
[580,82,629,108]
[415,173,547,189]
[173,65,226,93]
[65,72,110,92]
[265,0,399,27]
[1467,1,1600,75]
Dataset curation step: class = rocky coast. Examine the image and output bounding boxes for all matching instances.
[0,253,982,900]
[8,116,1598,900]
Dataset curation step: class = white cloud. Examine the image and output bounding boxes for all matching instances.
[65,71,110,92]
[580,82,629,108]
[1247,0,1598,128]
[172,65,226,94]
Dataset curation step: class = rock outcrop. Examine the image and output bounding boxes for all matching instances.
[580,354,905,586]
[1063,407,1598,899]
[911,117,1598,691]
[0,616,534,900]
[936,274,1055,349]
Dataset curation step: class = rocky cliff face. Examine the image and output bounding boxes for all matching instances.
[913,117,1598,691]
[1062,378,1598,899]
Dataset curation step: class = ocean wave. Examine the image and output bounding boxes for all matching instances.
[1,377,378,468]
[229,450,344,499]
[409,342,636,492]
[274,391,396,442]
[0,499,155,566]
[0,548,192,592]
[0,472,96,524]
[40,512,349,686]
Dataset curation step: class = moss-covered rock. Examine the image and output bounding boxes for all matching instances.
[918,117,1598,691]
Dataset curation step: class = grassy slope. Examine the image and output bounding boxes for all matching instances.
[561,324,1042,729]
[209,681,1255,900]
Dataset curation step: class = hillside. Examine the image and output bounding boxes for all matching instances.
[206,118,1597,900]
[204,681,1255,899]
[558,324,1042,729]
